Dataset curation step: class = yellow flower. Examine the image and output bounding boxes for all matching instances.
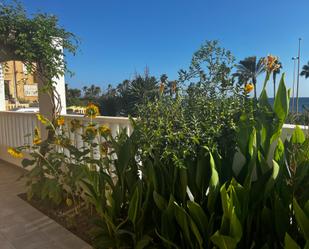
[7,147,23,158]
[33,127,42,145]
[33,137,42,145]
[245,83,254,93]
[159,82,165,94]
[264,54,280,72]
[99,125,111,136]
[56,116,65,126]
[85,103,100,119]
[36,114,48,125]
[84,125,97,138]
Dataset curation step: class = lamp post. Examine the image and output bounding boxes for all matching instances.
[296,38,301,114]
[292,57,298,113]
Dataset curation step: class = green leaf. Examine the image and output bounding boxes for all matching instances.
[264,160,280,197]
[207,151,219,212]
[293,198,309,240]
[187,201,209,238]
[274,138,284,164]
[274,73,289,123]
[284,233,301,249]
[153,191,167,211]
[128,185,141,226]
[173,203,193,247]
[291,126,305,144]
[21,158,35,168]
[136,235,152,249]
[211,231,238,249]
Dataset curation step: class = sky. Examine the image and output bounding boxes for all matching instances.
[16,0,309,96]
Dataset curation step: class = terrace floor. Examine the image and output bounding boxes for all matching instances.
[0,160,92,249]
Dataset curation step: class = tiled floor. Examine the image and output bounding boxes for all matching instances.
[0,160,92,249]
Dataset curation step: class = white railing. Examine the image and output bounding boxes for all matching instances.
[0,110,308,167]
[0,111,132,166]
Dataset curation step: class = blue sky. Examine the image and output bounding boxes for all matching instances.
[19,0,309,96]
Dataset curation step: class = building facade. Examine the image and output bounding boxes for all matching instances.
[3,61,38,104]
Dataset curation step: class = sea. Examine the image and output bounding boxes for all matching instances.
[268,97,309,113]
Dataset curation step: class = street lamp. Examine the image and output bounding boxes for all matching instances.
[296,38,302,114]
[292,56,298,113]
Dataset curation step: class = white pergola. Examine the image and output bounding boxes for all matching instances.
[0,43,67,116]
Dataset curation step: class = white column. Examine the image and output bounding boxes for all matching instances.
[52,38,66,115]
[0,64,5,111]
[38,39,67,139]
[38,38,66,119]
[53,72,67,115]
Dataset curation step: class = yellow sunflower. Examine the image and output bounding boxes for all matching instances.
[85,103,100,119]
[84,125,98,139]
[245,83,254,93]
[56,116,65,126]
[7,147,23,158]
[99,125,111,136]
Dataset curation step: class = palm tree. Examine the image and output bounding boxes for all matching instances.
[300,61,309,79]
[235,56,265,98]
[273,61,282,98]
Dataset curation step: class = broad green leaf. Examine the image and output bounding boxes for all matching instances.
[211,231,237,249]
[187,201,208,238]
[153,191,167,211]
[207,152,219,212]
[264,160,280,197]
[293,198,309,240]
[291,126,305,144]
[284,233,300,249]
[195,149,209,192]
[128,185,141,226]
[179,168,188,203]
[274,74,289,123]
[274,138,284,164]
[155,229,180,249]
[173,203,193,248]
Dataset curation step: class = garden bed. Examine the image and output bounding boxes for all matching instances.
[18,193,96,246]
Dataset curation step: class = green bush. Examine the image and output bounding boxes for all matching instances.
[10,55,309,248]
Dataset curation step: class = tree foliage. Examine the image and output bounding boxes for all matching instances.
[0,1,78,114]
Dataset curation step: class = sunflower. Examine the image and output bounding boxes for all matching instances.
[56,116,65,126]
[7,147,23,158]
[36,114,48,125]
[84,125,98,139]
[85,103,100,119]
[245,83,254,93]
[99,125,111,136]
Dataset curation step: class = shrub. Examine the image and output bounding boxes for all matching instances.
[10,65,309,249]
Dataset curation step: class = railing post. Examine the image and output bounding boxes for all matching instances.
[0,64,6,111]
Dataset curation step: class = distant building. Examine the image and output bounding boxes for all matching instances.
[3,61,38,105]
